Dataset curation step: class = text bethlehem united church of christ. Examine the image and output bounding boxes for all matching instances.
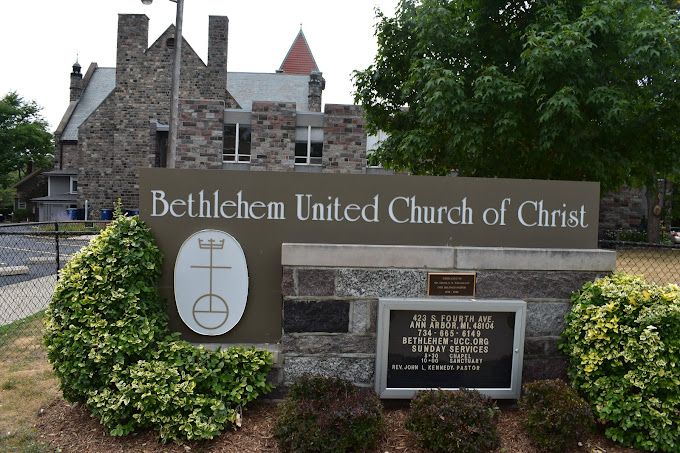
[149,189,590,229]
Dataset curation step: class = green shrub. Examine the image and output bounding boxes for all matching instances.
[12,208,34,222]
[520,379,594,452]
[274,375,384,453]
[406,389,500,453]
[44,215,273,441]
[44,215,167,402]
[87,341,272,441]
[561,274,680,452]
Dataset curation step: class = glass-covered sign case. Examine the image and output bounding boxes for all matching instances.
[375,298,526,399]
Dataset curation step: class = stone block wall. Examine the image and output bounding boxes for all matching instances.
[176,100,224,169]
[279,245,615,388]
[249,102,296,172]
[322,104,366,174]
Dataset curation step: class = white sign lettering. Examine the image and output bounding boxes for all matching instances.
[151,189,591,230]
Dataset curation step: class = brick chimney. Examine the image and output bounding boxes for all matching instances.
[116,14,149,87]
[308,71,324,112]
[207,16,228,99]
[69,61,82,102]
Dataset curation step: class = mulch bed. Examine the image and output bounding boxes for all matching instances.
[36,398,641,453]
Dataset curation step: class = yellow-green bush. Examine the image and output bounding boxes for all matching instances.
[44,215,272,441]
[561,274,680,452]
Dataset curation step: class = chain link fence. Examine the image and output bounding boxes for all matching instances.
[0,221,107,359]
[599,240,680,285]
[1,225,679,360]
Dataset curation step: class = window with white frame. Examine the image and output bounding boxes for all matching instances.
[223,123,252,163]
[69,176,78,194]
[295,125,323,165]
[366,130,388,168]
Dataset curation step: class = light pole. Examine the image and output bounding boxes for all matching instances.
[141,0,183,168]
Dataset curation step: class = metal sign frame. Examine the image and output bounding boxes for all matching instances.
[375,298,526,399]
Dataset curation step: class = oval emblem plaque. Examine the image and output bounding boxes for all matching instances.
[174,229,248,336]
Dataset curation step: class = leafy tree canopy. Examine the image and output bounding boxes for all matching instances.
[354,0,680,192]
[0,92,53,186]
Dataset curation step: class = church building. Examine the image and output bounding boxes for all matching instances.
[36,14,380,220]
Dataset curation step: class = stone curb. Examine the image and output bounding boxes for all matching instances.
[0,266,29,276]
[282,243,616,271]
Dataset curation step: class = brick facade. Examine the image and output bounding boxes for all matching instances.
[322,104,366,173]
[176,99,224,169]
[78,95,116,210]
[599,187,646,233]
[65,14,230,212]
[58,142,79,170]
[57,14,372,215]
[249,102,297,172]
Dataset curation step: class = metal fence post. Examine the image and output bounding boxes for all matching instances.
[55,222,60,280]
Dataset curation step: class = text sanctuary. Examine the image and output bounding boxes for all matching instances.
[149,190,589,228]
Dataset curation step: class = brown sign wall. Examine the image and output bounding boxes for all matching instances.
[140,169,599,343]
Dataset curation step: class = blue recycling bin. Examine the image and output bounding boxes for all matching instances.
[100,208,113,220]
[66,208,78,220]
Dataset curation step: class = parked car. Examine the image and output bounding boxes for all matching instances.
[670,228,680,244]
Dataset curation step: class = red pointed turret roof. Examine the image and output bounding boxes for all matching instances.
[278,29,319,74]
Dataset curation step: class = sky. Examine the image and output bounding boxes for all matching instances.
[0,0,398,132]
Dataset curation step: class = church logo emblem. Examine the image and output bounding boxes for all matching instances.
[174,229,248,336]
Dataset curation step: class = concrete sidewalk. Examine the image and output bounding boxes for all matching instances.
[0,275,57,325]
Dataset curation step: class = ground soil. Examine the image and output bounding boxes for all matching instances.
[35,398,641,453]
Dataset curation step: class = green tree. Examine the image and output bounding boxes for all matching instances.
[354,0,680,240]
[0,92,53,186]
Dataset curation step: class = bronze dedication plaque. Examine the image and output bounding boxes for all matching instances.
[428,273,476,296]
[375,298,527,399]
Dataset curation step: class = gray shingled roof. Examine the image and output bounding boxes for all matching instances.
[60,69,310,141]
[62,68,116,141]
[227,72,310,111]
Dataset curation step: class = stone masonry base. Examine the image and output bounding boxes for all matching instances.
[278,244,615,390]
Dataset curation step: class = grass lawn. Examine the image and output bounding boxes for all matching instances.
[0,313,59,453]
[34,222,106,233]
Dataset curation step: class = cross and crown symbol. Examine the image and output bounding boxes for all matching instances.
[190,237,231,330]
